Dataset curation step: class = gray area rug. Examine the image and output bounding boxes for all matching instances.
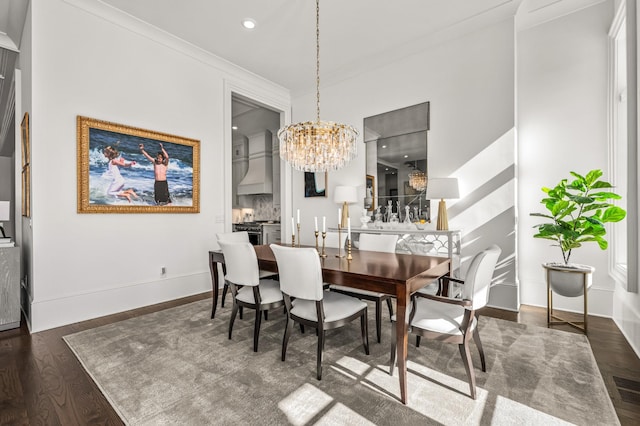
[63,299,619,425]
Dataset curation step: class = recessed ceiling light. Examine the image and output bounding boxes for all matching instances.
[232,126,238,130]
[404,155,408,158]
[382,145,387,149]
[241,19,256,30]
[385,168,389,171]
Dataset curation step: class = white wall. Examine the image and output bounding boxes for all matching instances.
[24,0,289,331]
[517,2,617,316]
[20,0,631,335]
[290,19,518,310]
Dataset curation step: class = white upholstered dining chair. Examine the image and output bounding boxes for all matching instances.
[216,231,278,308]
[218,241,284,352]
[330,233,399,343]
[270,244,369,380]
[389,244,501,399]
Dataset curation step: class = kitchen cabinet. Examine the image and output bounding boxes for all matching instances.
[232,136,248,208]
[262,223,281,245]
[0,246,20,331]
[272,133,281,207]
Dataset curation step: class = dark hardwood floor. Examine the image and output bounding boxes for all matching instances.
[1,292,638,425]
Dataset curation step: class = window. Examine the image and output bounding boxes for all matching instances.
[609,6,628,286]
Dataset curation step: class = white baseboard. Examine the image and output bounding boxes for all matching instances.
[29,272,211,333]
[521,282,614,317]
[613,293,640,359]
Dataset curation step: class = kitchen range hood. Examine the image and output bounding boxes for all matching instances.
[237,130,273,195]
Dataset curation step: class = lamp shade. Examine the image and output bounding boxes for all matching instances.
[0,201,10,221]
[426,178,459,200]
[333,186,358,204]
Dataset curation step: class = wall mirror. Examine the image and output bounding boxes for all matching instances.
[364,102,430,221]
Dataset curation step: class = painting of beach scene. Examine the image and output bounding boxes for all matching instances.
[77,116,200,213]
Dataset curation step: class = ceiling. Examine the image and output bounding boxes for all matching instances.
[0,0,605,156]
[95,0,603,95]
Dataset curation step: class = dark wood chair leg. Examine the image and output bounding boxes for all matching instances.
[253,307,262,352]
[221,283,229,308]
[389,321,397,376]
[416,335,421,347]
[240,306,243,320]
[459,341,477,400]
[282,318,293,361]
[300,324,305,334]
[375,300,382,343]
[472,326,486,371]
[386,297,394,321]
[317,328,325,380]
[264,311,268,321]
[361,309,370,355]
[229,302,239,339]
[220,264,228,307]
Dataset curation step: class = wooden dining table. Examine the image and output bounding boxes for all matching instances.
[208,244,451,405]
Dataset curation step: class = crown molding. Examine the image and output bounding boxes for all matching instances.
[516,0,607,31]
[62,0,289,101]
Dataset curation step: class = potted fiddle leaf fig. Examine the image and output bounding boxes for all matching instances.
[530,169,626,301]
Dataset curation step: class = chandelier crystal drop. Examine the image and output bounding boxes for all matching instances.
[277,0,358,173]
[278,120,358,172]
[409,170,427,191]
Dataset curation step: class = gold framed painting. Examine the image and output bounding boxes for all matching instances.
[77,116,200,213]
[21,112,30,217]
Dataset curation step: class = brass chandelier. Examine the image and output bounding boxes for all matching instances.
[408,162,427,191]
[409,170,427,191]
[277,0,358,172]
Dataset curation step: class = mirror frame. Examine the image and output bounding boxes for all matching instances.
[363,102,430,219]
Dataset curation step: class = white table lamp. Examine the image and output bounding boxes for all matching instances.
[0,201,10,238]
[425,178,459,230]
[334,186,358,228]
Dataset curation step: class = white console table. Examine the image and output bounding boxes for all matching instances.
[329,227,462,273]
[0,246,20,331]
